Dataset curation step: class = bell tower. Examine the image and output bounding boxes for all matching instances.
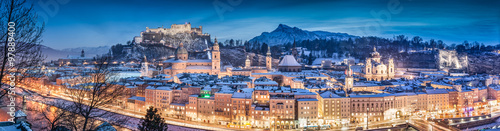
[266,46,272,70]
[141,56,149,77]
[345,65,354,91]
[81,49,85,57]
[365,58,372,75]
[245,55,251,69]
[211,37,220,75]
[388,58,395,78]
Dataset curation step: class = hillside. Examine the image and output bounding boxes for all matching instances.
[41,45,110,61]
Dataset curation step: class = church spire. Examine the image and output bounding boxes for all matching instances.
[212,37,219,51]
[245,55,251,68]
[266,46,271,56]
[81,49,85,57]
[345,65,353,77]
[214,37,218,46]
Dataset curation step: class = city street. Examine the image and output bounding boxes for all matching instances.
[409,117,452,131]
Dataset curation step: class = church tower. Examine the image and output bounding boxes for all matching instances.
[81,49,85,57]
[141,56,149,77]
[365,58,372,75]
[388,58,395,78]
[344,65,354,92]
[266,46,272,70]
[371,47,381,63]
[291,38,298,59]
[245,55,251,69]
[211,38,221,75]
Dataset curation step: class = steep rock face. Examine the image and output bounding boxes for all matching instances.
[468,52,500,74]
[436,50,468,70]
[160,33,210,52]
[249,24,358,45]
[220,47,246,67]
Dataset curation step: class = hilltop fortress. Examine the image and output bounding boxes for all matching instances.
[134,23,210,45]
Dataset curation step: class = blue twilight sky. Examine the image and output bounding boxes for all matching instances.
[30,0,500,49]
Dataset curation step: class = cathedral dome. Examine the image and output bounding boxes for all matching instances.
[175,43,188,55]
[370,47,380,58]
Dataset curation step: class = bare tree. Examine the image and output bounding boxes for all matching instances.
[0,0,45,99]
[28,99,72,131]
[63,56,129,131]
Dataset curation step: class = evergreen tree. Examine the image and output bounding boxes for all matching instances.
[261,43,269,55]
[138,106,168,131]
[307,51,315,65]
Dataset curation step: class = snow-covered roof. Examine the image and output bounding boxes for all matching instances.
[156,86,173,91]
[14,110,26,117]
[426,89,449,94]
[95,122,116,131]
[297,98,318,101]
[319,91,342,98]
[186,66,212,70]
[232,92,252,99]
[128,96,146,101]
[187,59,212,63]
[278,55,301,66]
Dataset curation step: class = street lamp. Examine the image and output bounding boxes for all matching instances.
[366,107,369,130]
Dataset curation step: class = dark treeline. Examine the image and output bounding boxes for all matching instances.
[233,35,500,60]
[111,36,500,62]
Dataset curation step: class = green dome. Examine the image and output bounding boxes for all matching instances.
[175,43,188,54]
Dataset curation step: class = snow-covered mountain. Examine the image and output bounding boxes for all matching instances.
[249,24,358,45]
[60,46,110,55]
[41,45,110,61]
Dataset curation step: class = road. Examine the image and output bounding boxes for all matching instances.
[410,117,453,131]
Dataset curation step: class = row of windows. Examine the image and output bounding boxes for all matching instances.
[300,107,317,110]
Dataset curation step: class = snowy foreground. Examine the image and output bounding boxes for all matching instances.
[466,118,500,130]
[16,87,231,131]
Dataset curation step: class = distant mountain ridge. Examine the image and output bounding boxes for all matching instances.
[249,24,359,45]
[41,45,110,61]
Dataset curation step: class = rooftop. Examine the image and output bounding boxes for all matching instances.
[278,55,301,66]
